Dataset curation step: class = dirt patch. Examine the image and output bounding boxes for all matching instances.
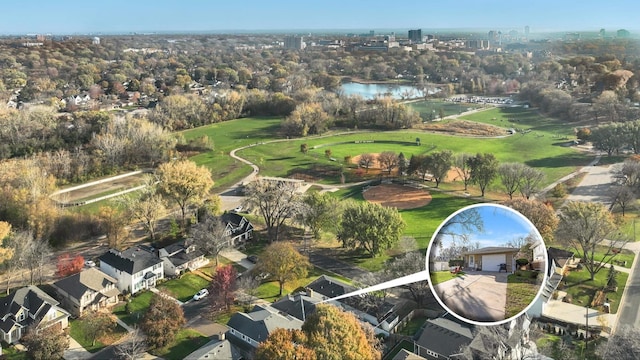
[52,174,146,203]
[415,120,507,137]
[350,153,381,168]
[362,184,432,210]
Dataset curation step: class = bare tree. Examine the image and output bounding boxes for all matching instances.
[453,153,473,191]
[236,274,261,309]
[115,327,147,360]
[610,185,636,216]
[359,153,375,172]
[243,179,303,242]
[119,175,165,241]
[377,151,399,175]
[519,166,545,199]
[24,235,52,285]
[191,214,231,266]
[4,230,31,294]
[498,162,526,200]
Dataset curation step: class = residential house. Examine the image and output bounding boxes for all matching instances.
[158,240,209,277]
[306,275,401,335]
[270,291,319,322]
[467,314,548,360]
[462,247,519,272]
[0,285,70,344]
[528,247,575,319]
[220,213,254,247]
[98,246,164,295]
[393,349,427,360]
[184,333,243,360]
[52,267,120,317]
[226,305,303,348]
[413,315,474,359]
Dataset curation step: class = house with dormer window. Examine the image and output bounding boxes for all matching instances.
[52,267,121,317]
[98,245,163,295]
[0,285,70,344]
[158,239,209,277]
[220,213,253,246]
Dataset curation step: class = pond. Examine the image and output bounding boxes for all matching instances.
[339,81,439,100]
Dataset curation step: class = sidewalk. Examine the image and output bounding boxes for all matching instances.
[542,299,616,335]
[220,248,255,270]
[63,336,93,360]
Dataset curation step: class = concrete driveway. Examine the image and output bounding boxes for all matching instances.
[433,271,508,322]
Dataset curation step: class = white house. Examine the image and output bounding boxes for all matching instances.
[98,246,164,295]
[158,240,209,277]
[0,286,70,344]
[220,213,254,246]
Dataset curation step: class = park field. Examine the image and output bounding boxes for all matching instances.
[179,116,283,190]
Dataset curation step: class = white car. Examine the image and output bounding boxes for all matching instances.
[193,289,209,301]
[233,206,243,212]
[85,260,96,267]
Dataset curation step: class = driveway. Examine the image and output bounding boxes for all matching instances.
[565,163,619,205]
[433,271,508,322]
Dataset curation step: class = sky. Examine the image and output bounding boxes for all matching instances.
[439,205,539,250]
[1,0,639,35]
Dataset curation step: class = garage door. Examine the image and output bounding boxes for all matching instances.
[482,254,506,271]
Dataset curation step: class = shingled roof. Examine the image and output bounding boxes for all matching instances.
[227,305,303,344]
[98,246,162,274]
[415,316,474,358]
[53,267,118,300]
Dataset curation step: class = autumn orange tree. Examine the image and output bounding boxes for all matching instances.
[55,253,85,277]
[256,242,310,296]
[140,294,185,349]
[256,304,381,360]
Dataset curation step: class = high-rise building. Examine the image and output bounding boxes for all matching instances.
[408,29,422,43]
[284,35,305,50]
[525,25,530,38]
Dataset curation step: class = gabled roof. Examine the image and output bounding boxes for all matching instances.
[184,338,242,360]
[98,246,162,274]
[393,349,427,360]
[159,240,205,267]
[462,247,519,256]
[0,285,65,333]
[547,247,574,263]
[53,267,118,300]
[220,213,254,237]
[271,292,320,321]
[306,274,354,298]
[227,306,303,344]
[415,316,474,357]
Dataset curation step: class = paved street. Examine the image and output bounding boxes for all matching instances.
[433,272,508,322]
[565,163,619,205]
[308,250,369,280]
[615,246,640,330]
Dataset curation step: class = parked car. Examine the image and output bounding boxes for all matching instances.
[193,289,209,301]
[84,260,96,267]
[233,205,243,212]
[246,255,258,263]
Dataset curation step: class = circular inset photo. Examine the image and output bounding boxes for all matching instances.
[427,203,548,325]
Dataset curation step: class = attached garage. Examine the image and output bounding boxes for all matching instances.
[481,254,506,272]
[462,247,519,273]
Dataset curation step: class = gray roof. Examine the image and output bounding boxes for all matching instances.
[53,267,118,300]
[462,247,519,256]
[159,240,205,267]
[184,338,242,360]
[306,274,354,298]
[415,316,474,357]
[393,349,427,360]
[271,292,319,321]
[98,246,162,274]
[220,213,254,237]
[0,285,65,333]
[227,306,302,344]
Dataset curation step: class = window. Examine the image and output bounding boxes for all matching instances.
[426,350,438,358]
[17,312,25,321]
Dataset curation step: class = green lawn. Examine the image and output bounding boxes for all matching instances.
[199,256,247,278]
[69,318,128,353]
[112,291,154,325]
[150,329,209,360]
[0,345,28,360]
[236,108,590,186]
[157,272,211,302]
[562,268,628,313]
[563,245,635,269]
[255,267,353,301]
[430,271,465,285]
[180,116,283,191]
[396,315,427,336]
[506,272,541,318]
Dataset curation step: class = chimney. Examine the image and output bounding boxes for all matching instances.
[217,332,226,341]
[306,287,314,298]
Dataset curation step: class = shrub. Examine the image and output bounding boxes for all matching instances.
[448,259,464,267]
[516,258,529,267]
[551,183,567,198]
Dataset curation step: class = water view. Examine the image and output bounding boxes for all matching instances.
[339,81,439,100]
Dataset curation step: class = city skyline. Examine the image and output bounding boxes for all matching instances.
[1,0,639,35]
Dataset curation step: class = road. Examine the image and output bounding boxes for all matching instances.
[616,252,640,330]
